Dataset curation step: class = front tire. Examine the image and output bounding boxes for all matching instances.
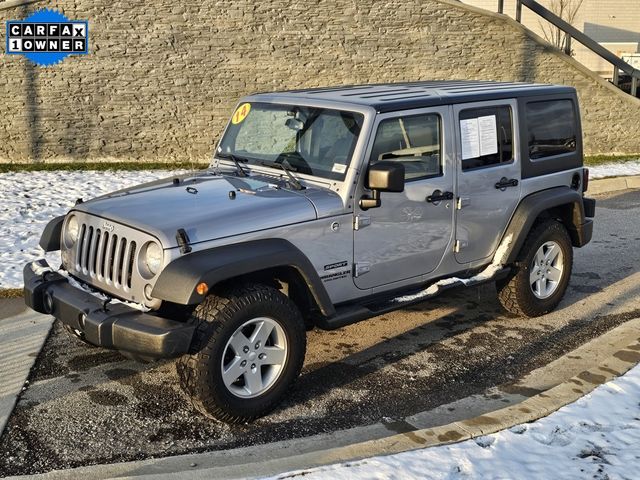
[177,284,306,423]
[497,220,573,317]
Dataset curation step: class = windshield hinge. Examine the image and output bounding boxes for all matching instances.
[354,215,371,231]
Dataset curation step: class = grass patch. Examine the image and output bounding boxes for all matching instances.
[0,288,23,299]
[0,162,209,174]
[584,155,640,167]
[0,157,637,171]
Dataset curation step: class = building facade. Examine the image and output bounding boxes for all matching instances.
[462,0,640,77]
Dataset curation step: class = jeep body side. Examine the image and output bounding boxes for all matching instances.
[24,81,595,422]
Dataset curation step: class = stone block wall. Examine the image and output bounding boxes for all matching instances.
[1,0,638,163]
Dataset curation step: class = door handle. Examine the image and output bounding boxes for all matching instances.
[495,177,519,190]
[426,190,454,204]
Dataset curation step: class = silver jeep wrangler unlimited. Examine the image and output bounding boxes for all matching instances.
[24,81,595,423]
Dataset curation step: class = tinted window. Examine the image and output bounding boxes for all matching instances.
[459,106,513,171]
[526,100,577,160]
[370,114,441,181]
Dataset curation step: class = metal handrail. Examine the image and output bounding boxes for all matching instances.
[512,0,639,96]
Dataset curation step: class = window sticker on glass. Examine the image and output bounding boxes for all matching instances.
[332,163,347,173]
[231,103,251,124]
[478,115,498,156]
[460,118,480,160]
[461,116,498,159]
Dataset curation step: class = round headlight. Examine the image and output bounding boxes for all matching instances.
[64,215,79,247]
[144,242,163,276]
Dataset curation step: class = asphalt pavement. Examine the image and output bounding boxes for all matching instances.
[0,189,639,477]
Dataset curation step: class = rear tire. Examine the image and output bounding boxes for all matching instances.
[497,220,573,317]
[177,283,306,423]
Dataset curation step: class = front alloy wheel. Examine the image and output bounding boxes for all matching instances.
[221,317,288,398]
[177,284,306,423]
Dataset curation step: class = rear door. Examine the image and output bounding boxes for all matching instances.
[453,100,521,265]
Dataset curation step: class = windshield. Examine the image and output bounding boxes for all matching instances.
[217,102,364,181]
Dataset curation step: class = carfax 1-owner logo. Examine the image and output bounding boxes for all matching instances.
[5,9,88,66]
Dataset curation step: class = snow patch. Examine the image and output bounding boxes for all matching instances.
[268,363,640,480]
[0,170,185,289]
[589,159,640,179]
[393,234,513,303]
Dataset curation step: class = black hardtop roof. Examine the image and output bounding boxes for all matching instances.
[248,80,575,113]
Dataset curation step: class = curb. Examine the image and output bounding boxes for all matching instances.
[589,174,640,195]
[12,322,640,480]
[227,336,640,479]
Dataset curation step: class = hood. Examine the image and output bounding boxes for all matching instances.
[73,172,343,248]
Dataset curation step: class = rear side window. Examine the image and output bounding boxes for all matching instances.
[526,100,577,160]
[369,114,442,181]
[459,106,513,171]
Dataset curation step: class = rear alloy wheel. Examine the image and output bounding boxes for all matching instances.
[529,241,564,299]
[177,284,306,423]
[497,220,573,317]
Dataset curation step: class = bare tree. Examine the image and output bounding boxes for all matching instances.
[538,0,584,55]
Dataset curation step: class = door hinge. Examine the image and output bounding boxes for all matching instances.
[354,215,371,230]
[354,262,371,277]
[454,240,468,253]
[456,197,470,210]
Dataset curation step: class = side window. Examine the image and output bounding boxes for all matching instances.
[370,114,441,181]
[459,106,513,171]
[526,100,577,160]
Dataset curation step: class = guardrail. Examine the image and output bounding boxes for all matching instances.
[496,0,639,97]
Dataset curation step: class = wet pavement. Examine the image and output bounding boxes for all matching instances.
[1,189,639,476]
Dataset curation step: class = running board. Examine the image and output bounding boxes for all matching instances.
[315,267,511,331]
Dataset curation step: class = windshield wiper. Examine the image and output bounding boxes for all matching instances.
[260,160,305,191]
[217,152,249,177]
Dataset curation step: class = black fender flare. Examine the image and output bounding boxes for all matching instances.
[151,238,335,316]
[39,215,65,252]
[501,187,589,265]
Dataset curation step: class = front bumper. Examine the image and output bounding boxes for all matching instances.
[23,260,195,359]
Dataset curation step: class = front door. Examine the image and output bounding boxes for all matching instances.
[353,107,454,290]
[453,100,521,265]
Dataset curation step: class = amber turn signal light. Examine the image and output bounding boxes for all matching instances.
[196,282,208,296]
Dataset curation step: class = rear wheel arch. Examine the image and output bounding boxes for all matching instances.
[501,187,585,265]
[538,202,585,246]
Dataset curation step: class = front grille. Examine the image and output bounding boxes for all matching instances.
[64,212,161,304]
[75,224,137,291]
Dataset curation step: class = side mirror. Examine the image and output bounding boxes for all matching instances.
[360,161,405,210]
